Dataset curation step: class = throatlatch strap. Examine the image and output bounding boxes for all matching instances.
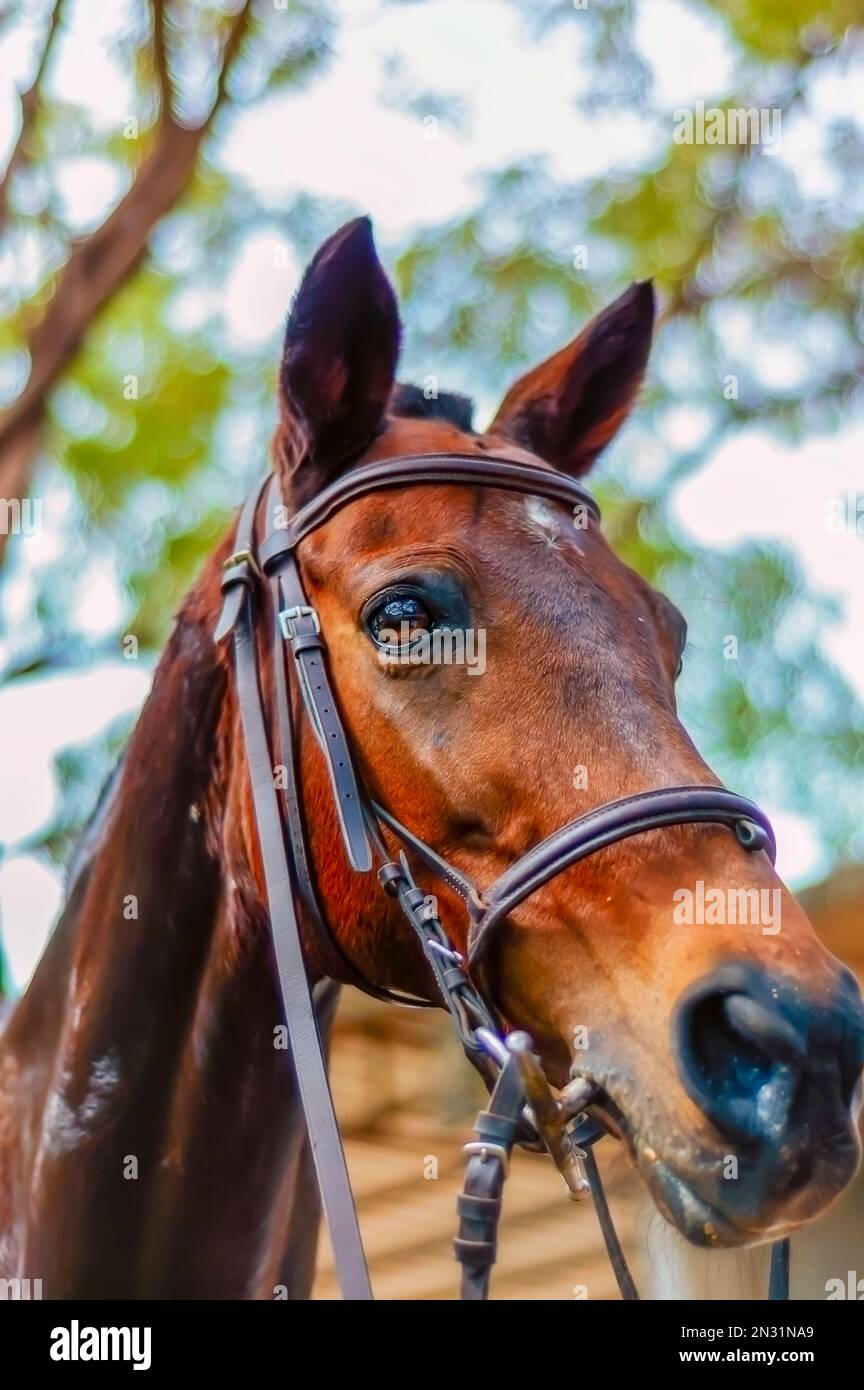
[233,589,372,1301]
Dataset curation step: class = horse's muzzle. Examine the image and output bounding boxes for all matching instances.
[669,961,864,1240]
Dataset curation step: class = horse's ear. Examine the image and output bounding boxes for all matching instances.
[488,281,655,476]
[277,217,401,496]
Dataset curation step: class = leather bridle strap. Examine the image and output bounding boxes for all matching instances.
[467,786,776,966]
[270,551,372,874]
[227,526,372,1300]
[272,451,601,551]
[232,477,430,1007]
[372,799,476,904]
[268,567,422,1001]
[257,451,601,574]
[455,1055,525,1300]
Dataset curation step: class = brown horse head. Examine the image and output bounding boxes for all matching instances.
[250,216,864,1251]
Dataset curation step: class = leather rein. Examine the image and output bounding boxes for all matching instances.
[215,451,790,1302]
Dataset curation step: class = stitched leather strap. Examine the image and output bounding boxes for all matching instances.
[257,452,600,566]
[467,786,775,965]
[232,586,372,1300]
[372,799,476,903]
[214,475,269,644]
[260,479,372,874]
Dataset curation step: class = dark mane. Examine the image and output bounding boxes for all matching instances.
[392,382,474,432]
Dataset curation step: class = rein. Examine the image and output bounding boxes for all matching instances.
[215,452,790,1302]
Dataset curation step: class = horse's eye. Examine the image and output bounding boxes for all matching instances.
[367,593,433,647]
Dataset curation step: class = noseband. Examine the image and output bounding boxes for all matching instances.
[216,452,789,1303]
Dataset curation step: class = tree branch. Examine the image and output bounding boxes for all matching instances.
[213,0,255,115]
[0,0,255,565]
[151,0,173,121]
[0,0,65,228]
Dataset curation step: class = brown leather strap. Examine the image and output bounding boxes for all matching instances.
[217,474,372,873]
[270,557,372,873]
[269,579,391,996]
[372,799,475,904]
[232,584,372,1300]
[258,476,372,872]
[467,786,775,965]
[264,489,432,1005]
[257,451,601,567]
[217,477,449,1009]
[214,475,269,644]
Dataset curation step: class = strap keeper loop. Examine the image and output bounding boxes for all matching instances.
[279,605,321,642]
[220,555,259,596]
[377,861,403,896]
[259,527,297,575]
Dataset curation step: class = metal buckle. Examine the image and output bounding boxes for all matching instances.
[223,547,262,581]
[279,605,321,641]
[463,1140,509,1175]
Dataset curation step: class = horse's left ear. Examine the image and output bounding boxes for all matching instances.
[277,216,401,497]
[488,281,655,476]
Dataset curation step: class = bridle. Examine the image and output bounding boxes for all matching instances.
[215,451,791,1302]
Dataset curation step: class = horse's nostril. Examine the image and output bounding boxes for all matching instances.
[674,968,810,1143]
[722,993,805,1065]
[685,996,788,1140]
[675,964,864,1148]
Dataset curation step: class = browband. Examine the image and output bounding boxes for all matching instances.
[257,451,601,570]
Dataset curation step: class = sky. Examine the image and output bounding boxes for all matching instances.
[0,0,861,988]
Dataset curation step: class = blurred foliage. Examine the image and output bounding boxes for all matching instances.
[18,713,135,870]
[1,0,863,874]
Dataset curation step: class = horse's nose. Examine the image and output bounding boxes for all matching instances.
[674,963,864,1144]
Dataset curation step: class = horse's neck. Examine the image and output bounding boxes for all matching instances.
[3,574,325,1297]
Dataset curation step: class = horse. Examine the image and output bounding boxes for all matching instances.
[1,216,862,1299]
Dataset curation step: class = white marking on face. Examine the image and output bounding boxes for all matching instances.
[523,496,564,548]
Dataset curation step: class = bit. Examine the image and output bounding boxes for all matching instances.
[506,1032,591,1200]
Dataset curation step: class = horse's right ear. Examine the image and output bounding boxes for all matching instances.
[277,217,401,500]
[488,282,654,477]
